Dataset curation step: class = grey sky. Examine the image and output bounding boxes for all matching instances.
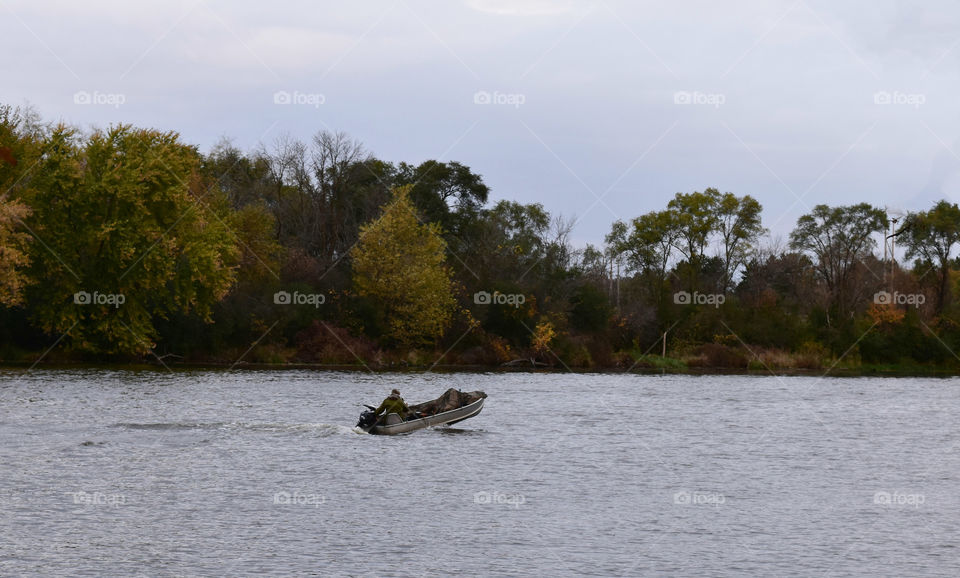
[4,0,960,251]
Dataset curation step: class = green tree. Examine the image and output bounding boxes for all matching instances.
[21,124,239,356]
[351,185,456,347]
[735,250,817,348]
[202,137,273,209]
[668,188,721,287]
[716,192,764,291]
[789,203,887,320]
[469,200,551,285]
[900,200,960,314]
[608,210,680,304]
[395,159,489,238]
[569,283,612,333]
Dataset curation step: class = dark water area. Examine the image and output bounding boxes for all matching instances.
[1,369,958,576]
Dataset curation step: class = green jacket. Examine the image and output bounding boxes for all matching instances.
[375,394,409,417]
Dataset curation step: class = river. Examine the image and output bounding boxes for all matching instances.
[1,369,957,576]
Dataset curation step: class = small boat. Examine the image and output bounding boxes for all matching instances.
[356,388,487,435]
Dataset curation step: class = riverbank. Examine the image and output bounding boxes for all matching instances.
[2,357,959,377]
[2,335,958,376]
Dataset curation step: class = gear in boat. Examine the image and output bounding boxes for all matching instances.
[357,388,487,435]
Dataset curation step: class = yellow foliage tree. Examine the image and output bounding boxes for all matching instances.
[867,302,905,327]
[0,199,31,306]
[532,320,556,356]
[0,104,39,307]
[351,185,456,347]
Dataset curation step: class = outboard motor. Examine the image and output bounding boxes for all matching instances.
[357,405,378,430]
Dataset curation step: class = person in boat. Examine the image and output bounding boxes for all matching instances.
[374,389,410,421]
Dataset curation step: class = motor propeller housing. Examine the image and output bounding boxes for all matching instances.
[356,410,377,430]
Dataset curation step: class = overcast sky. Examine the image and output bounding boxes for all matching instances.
[4,0,960,250]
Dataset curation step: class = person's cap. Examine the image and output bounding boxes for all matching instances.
[391,389,400,395]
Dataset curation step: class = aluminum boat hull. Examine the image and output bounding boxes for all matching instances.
[365,397,485,435]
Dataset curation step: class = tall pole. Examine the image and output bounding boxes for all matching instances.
[890,217,899,294]
[616,257,621,312]
[883,220,888,286]
[610,256,614,301]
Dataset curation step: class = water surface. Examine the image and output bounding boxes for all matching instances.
[1,370,957,576]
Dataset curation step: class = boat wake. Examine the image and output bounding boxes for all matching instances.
[431,426,487,436]
[113,422,361,437]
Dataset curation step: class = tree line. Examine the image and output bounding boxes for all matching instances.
[2,102,960,370]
